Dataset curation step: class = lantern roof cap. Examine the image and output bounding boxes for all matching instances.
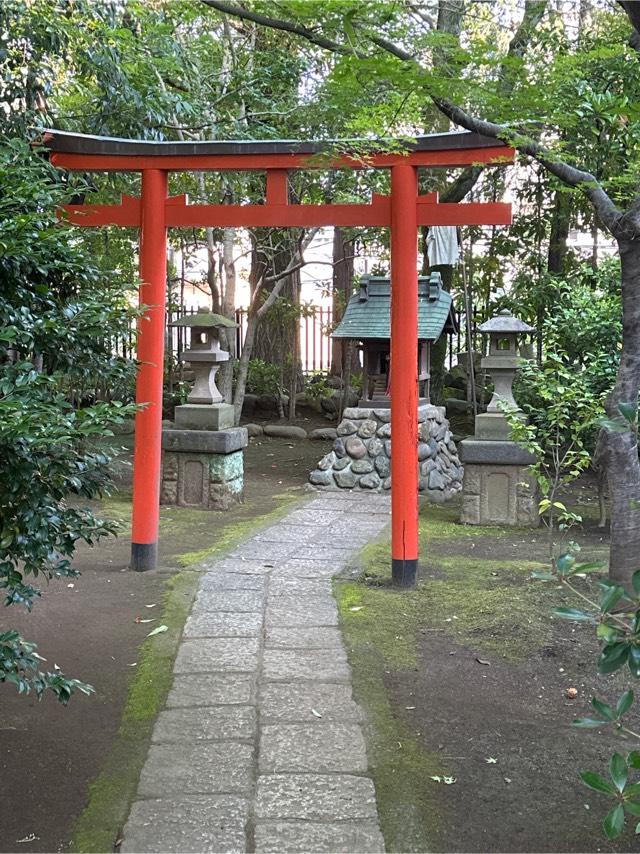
[478,309,535,334]
[171,310,238,329]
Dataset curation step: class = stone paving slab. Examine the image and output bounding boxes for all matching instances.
[193,587,265,613]
[255,774,380,821]
[254,821,385,853]
[271,557,347,579]
[166,673,253,708]
[265,626,344,649]
[174,638,259,673]
[122,492,392,853]
[228,541,299,561]
[137,742,253,797]
[122,795,248,853]
[259,723,368,773]
[204,557,279,575]
[262,648,350,682]
[153,706,256,742]
[283,508,344,526]
[265,600,338,628]
[254,524,325,543]
[268,575,330,595]
[184,610,263,638]
[199,572,266,591]
[259,682,363,723]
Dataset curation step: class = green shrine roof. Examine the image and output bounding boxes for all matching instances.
[332,274,457,341]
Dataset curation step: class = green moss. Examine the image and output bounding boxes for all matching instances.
[69,490,306,853]
[69,569,198,853]
[420,502,512,542]
[177,491,303,567]
[337,584,447,852]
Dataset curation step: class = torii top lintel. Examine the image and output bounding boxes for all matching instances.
[41,129,514,229]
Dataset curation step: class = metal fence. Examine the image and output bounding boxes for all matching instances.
[165,304,334,374]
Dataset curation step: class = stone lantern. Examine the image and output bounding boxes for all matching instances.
[459,309,539,527]
[160,308,248,511]
[475,309,535,440]
[172,309,238,431]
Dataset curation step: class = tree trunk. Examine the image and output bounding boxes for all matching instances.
[330,227,355,376]
[605,238,640,590]
[233,307,257,425]
[547,189,571,275]
[219,226,237,403]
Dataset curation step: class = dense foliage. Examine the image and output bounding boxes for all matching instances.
[0,139,136,702]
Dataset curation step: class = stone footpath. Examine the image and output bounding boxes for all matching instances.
[122,491,391,854]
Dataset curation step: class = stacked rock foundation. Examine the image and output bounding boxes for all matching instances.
[310,405,463,501]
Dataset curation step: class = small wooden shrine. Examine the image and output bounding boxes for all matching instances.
[332,272,458,406]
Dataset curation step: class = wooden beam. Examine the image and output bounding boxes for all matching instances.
[61,197,512,229]
[50,146,515,173]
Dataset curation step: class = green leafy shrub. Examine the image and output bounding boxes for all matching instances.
[304,373,332,401]
[238,358,282,396]
[0,139,137,703]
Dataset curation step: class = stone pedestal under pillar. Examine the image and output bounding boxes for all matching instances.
[161,427,248,511]
[459,439,538,527]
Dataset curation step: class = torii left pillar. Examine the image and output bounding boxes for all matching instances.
[131,169,168,571]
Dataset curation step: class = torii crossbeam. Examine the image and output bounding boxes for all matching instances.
[42,130,513,583]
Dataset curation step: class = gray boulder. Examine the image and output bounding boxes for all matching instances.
[264,424,307,440]
[309,427,338,441]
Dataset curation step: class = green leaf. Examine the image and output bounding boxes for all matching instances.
[553,607,593,622]
[616,690,634,718]
[581,770,616,795]
[628,646,640,677]
[618,402,638,424]
[624,800,640,817]
[603,804,625,839]
[146,624,168,638]
[632,571,640,597]
[628,751,640,769]
[610,752,628,792]
[599,643,630,675]
[573,717,608,728]
[556,554,575,575]
[600,584,627,614]
[592,697,615,721]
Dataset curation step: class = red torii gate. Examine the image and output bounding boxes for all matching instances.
[42,130,514,583]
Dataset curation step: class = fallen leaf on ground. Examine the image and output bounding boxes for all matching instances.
[485,757,497,764]
[147,624,168,637]
[145,603,157,608]
[476,658,491,666]
[349,606,363,612]
[311,708,322,718]
[406,706,416,710]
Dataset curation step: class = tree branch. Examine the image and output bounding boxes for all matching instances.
[200,0,628,235]
[199,0,353,55]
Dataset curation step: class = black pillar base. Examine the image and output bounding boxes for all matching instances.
[131,542,158,572]
[392,557,417,588]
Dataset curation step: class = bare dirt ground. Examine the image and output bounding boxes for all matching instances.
[0,431,325,854]
[336,478,632,853]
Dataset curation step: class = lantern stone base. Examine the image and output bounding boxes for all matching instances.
[161,427,247,511]
[175,403,235,431]
[459,439,538,527]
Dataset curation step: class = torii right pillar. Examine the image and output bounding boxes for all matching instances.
[390,163,419,588]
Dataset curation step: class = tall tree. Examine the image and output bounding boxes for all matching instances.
[201,0,640,588]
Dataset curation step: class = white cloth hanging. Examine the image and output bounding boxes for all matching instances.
[426,225,460,267]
